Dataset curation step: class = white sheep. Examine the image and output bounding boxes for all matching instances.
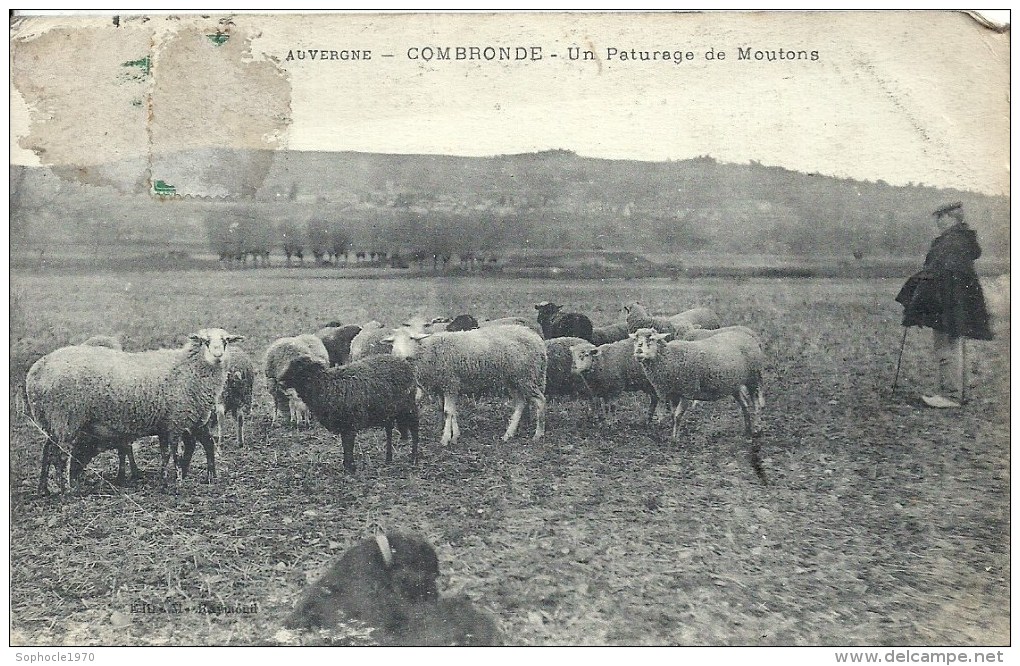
[385,325,547,446]
[590,321,631,346]
[544,336,591,397]
[569,339,659,421]
[669,307,722,331]
[27,328,242,493]
[264,335,330,427]
[624,302,694,339]
[630,327,765,443]
[349,321,393,361]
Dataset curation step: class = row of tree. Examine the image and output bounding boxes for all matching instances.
[203,208,524,268]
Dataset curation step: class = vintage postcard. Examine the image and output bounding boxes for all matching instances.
[8,11,1010,653]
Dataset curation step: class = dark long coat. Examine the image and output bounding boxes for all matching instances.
[895,222,993,340]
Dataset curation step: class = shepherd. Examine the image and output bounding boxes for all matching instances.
[895,201,993,408]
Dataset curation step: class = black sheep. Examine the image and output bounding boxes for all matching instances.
[276,354,419,473]
[315,324,363,366]
[534,301,594,341]
[446,314,480,331]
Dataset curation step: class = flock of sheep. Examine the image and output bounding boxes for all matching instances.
[25,299,767,494]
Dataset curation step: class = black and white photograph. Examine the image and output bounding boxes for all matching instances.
[8,10,1010,653]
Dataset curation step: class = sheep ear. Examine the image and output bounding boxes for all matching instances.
[628,332,637,339]
[410,332,430,341]
[652,333,669,342]
[590,348,601,357]
[535,301,549,309]
[381,335,394,344]
[189,334,206,345]
[226,335,244,344]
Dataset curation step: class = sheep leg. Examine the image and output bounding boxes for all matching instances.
[670,398,694,443]
[645,392,659,423]
[38,438,55,495]
[159,433,180,483]
[340,430,357,474]
[61,446,72,492]
[530,395,546,440]
[737,387,768,484]
[180,432,196,479]
[236,413,245,447]
[441,394,459,446]
[214,403,225,445]
[503,396,526,441]
[124,442,140,482]
[734,387,758,438]
[116,448,129,486]
[751,384,765,436]
[195,426,217,482]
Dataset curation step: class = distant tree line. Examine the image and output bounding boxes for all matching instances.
[202,208,520,269]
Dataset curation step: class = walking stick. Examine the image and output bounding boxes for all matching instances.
[891,325,909,393]
[960,338,967,404]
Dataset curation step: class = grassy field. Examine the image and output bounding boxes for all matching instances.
[8,269,1011,646]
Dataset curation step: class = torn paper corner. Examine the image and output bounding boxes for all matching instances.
[10,16,293,198]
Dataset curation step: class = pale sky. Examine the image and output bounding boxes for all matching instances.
[9,11,1010,195]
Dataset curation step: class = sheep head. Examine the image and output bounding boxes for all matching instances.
[569,342,600,375]
[278,354,328,387]
[534,302,561,318]
[623,301,645,316]
[630,328,668,362]
[190,328,244,366]
[384,329,430,360]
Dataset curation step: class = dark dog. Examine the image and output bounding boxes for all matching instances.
[286,533,502,646]
[287,533,438,632]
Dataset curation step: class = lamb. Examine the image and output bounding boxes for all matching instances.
[624,302,694,339]
[630,327,765,444]
[27,328,242,494]
[569,339,659,421]
[670,307,722,331]
[315,324,362,366]
[264,335,330,427]
[214,346,255,446]
[590,320,631,346]
[544,337,591,397]
[349,321,393,362]
[385,325,547,446]
[275,354,419,473]
[534,302,594,341]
